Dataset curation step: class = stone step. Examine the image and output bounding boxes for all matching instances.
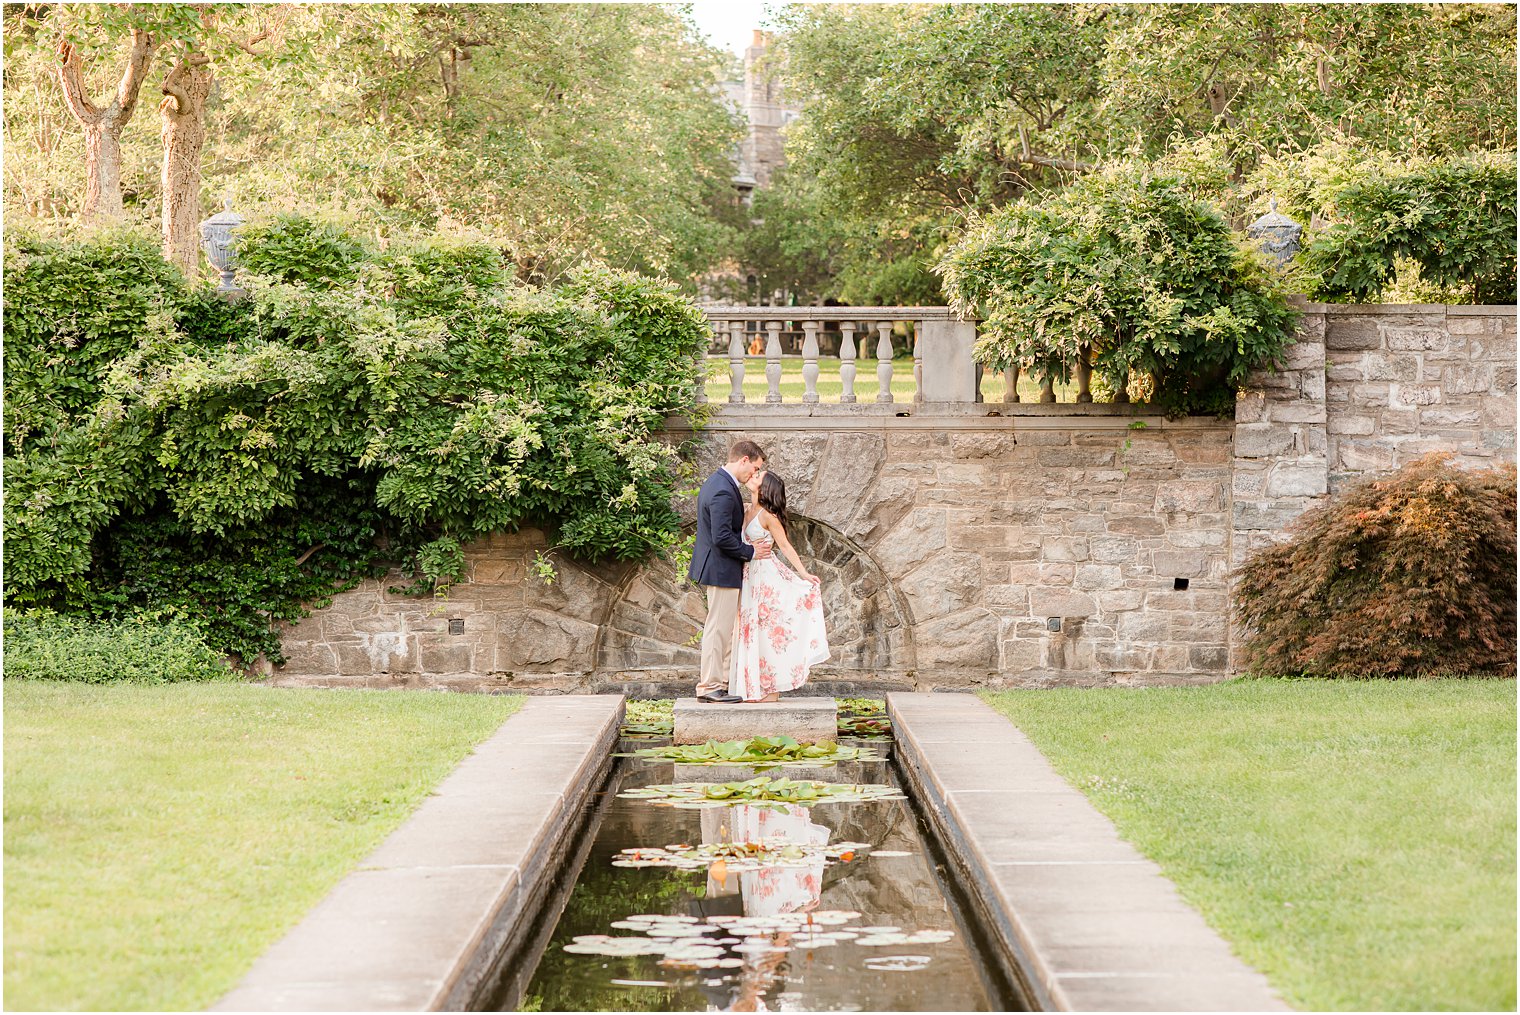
[673,696,837,745]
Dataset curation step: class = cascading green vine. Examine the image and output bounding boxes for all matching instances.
[3,217,710,665]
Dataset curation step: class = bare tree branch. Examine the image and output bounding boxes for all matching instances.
[56,40,104,124]
[114,27,158,120]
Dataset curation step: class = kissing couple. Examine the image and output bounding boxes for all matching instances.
[687,440,831,704]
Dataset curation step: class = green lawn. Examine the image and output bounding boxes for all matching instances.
[981,679,1517,1011]
[703,356,1077,404]
[3,681,523,1011]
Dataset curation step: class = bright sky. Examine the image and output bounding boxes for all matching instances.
[679,1,781,58]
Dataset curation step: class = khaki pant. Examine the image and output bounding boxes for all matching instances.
[697,585,741,695]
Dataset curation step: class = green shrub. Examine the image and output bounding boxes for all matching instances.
[234,215,370,289]
[3,611,235,684]
[938,161,1299,416]
[1297,151,1517,305]
[2,228,185,450]
[3,220,709,661]
[1234,454,1517,678]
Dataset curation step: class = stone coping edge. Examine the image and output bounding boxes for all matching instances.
[212,695,624,1012]
[887,692,1291,1013]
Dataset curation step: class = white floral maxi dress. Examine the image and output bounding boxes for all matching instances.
[730,513,830,701]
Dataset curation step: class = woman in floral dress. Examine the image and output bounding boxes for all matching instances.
[730,470,830,702]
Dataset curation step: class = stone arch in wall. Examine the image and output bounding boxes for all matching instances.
[593,516,914,677]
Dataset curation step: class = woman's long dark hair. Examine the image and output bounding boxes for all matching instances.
[758,471,790,536]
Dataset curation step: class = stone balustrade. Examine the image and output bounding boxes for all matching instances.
[701,306,1108,406]
[702,306,986,404]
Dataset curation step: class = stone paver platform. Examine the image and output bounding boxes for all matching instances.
[673,696,836,744]
[888,692,1290,1012]
[213,695,623,1012]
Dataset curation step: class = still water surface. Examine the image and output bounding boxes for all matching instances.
[508,744,1021,1012]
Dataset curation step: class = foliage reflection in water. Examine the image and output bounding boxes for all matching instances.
[511,742,1019,1012]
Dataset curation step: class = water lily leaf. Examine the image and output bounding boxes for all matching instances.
[903,930,955,944]
[856,933,912,946]
[863,955,933,971]
[619,777,904,808]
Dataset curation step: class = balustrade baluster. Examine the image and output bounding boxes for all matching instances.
[1039,373,1056,403]
[727,321,746,404]
[839,322,858,403]
[1003,366,1020,403]
[801,320,821,404]
[1076,345,1093,403]
[912,324,924,403]
[1114,371,1130,404]
[874,321,894,403]
[765,320,784,403]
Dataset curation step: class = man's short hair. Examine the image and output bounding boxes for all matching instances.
[728,439,766,463]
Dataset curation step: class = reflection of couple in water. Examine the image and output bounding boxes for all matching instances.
[697,803,830,1012]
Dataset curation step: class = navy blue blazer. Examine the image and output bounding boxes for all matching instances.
[688,468,754,588]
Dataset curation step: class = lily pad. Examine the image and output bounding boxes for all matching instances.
[618,776,906,809]
[863,955,933,971]
[868,850,915,858]
[621,736,885,767]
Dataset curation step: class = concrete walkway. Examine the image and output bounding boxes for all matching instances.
[889,692,1291,1012]
[214,695,623,1012]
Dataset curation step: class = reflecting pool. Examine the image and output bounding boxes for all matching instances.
[500,742,1024,1012]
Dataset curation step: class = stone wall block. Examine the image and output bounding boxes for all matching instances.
[1420,407,1482,427]
[1267,402,1328,424]
[846,477,916,544]
[1325,317,1382,350]
[1334,439,1397,472]
[1266,460,1329,498]
[914,609,1000,670]
[499,610,599,669]
[1041,536,1090,562]
[1072,564,1124,591]
[1282,339,1326,371]
[875,509,946,577]
[1028,589,1097,618]
[1327,414,1376,436]
[281,642,339,675]
[1362,353,1418,381]
[1390,383,1443,407]
[898,553,984,621]
[807,432,888,528]
[1384,327,1450,351]
[1441,365,1494,395]
[1154,480,1223,512]
[1089,535,1139,563]
[1151,549,1207,578]
[1098,589,1145,612]
[1235,390,1267,423]
[1234,424,1295,458]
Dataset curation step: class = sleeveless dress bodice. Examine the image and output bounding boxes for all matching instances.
[731,510,830,700]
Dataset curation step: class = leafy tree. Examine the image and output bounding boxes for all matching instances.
[1235,454,1517,678]
[3,4,744,286]
[938,160,1299,415]
[771,3,1516,303]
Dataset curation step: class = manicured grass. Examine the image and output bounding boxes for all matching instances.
[980,679,1516,1011]
[703,356,1076,404]
[3,682,523,1011]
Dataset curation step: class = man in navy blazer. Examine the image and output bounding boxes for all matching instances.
[688,440,772,703]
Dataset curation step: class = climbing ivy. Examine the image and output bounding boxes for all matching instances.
[4,219,710,663]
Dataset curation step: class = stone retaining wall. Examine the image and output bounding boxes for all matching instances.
[268,304,1515,693]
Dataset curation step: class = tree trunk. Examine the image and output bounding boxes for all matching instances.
[159,53,213,275]
[82,123,125,219]
[56,30,158,223]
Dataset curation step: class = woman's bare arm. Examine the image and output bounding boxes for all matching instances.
[761,511,816,581]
